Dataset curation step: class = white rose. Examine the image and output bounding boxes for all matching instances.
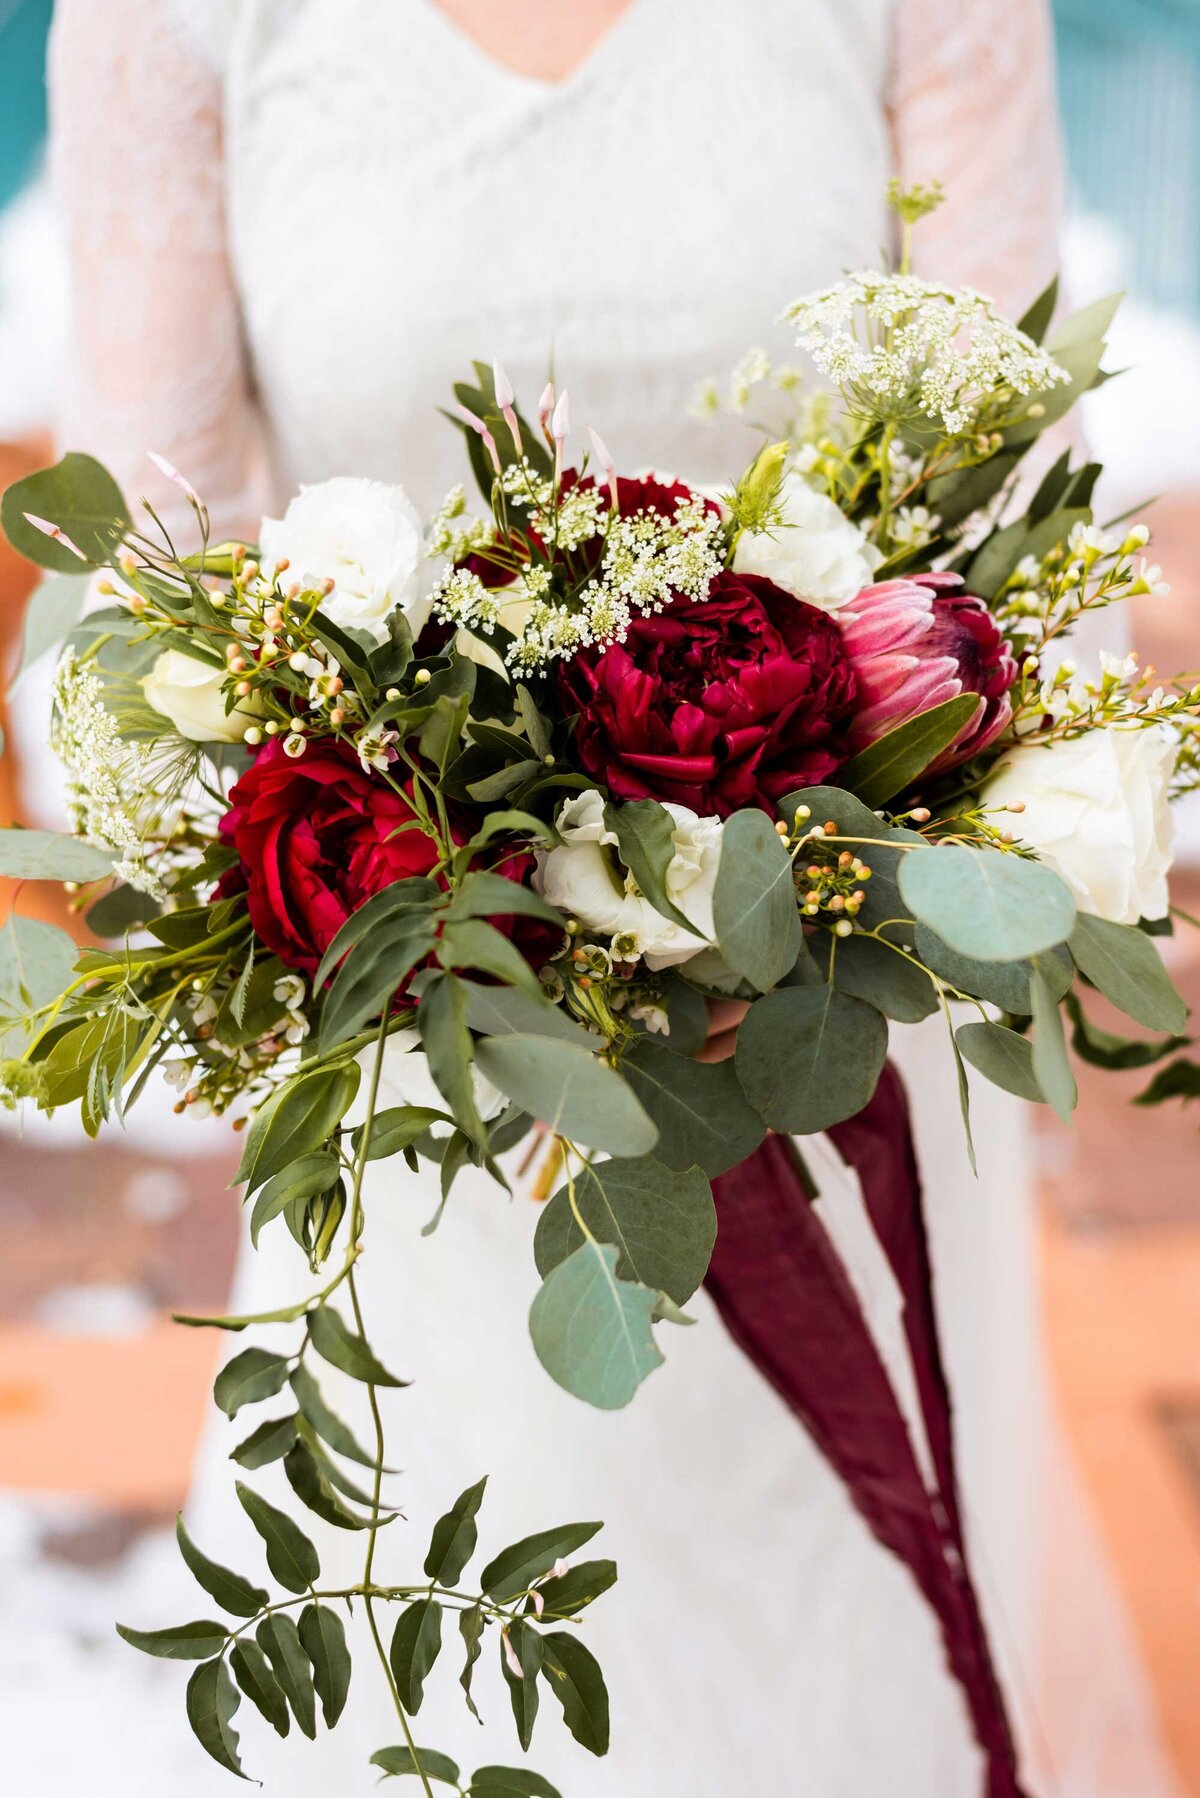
[534,789,723,970]
[983,725,1176,925]
[259,476,427,644]
[732,469,880,610]
[353,1029,506,1139]
[142,649,259,743]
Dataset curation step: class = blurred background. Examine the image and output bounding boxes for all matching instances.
[0,1,1197,1792]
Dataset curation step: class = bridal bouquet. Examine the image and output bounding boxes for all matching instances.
[1,186,1196,1792]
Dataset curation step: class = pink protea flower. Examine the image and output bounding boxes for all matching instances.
[838,572,1016,772]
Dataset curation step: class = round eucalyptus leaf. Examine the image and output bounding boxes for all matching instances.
[898,845,1075,963]
[529,1241,663,1410]
[735,984,888,1133]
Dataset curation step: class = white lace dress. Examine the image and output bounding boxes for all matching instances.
[42,2,1179,1793]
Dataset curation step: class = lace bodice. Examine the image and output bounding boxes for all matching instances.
[50,0,1064,536]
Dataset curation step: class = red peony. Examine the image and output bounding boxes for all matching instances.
[218,739,446,976]
[838,573,1017,772]
[557,569,858,817]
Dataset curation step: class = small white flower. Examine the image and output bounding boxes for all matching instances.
[733,470,880,610]
[162,1059,194,1091]
[629,1000,671,1035]
[273,973,307,1010]
[355,728,399,774]
[260,477,427,644]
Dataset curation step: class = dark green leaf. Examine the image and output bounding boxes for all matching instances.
[913,924,1072,1011]
[86,882,162,937]
[307,1303,406,1387]
[528,1559,617,1620]
[299,1602,351,1728]
[230,1638,290,1738]
[1068,912,1188,1034]
[2,452,131,570]
[711,810,803,992]
[284,1439,372,1530]
[501,1620,542,1751]
[236,1481,320,1593]
[235,1062,361,1192]
[1017,274,1059,343]
[439,918,542,997]
[474,1035,657,1157]
[185,1656,247,1778]
[389,1598,444,1715]
[481,1521,603,1603]
[425,1475,488,1585]
[956,1022,1045,1103]
[289,1362,376,1466]
[735,984,888,1132]
[116,1619,227,1661]
[449,870,561,926]
[250,1153,341,1247]
[898,846,1075,963]
[539,1632,609,1756]
[457,983,592,1046]
[318,918,436,1051]
[421,971,487,1147]
[256,1612,317,1739]
[810,930,938,1022]
[1135,1058,1200,1107]
[838,695,980,808]
[534,1157,715,1304]
[619,1040,764,1176]
[1063,991,1188,1070]
[213,1347,291,1419]
[175,1515,268,1618]
[354,1104,450,1161]
[371,1747,461,1784]
[470,1771,562,1798]
[603,799,700,934]
[230,1414,297,1470]
[459,1604,486,1722]
[312,878,440,990]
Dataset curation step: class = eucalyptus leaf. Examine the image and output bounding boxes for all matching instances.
[618,1038,764,1176]
[898,846,1075,963]
[534,1157,715,1304]
[10,571,91,688]
[956,1022,1045,1103]
[0,913,77,1056]
[529,1240,663,1410]
[2,452,131,570]
[1030,965,1077,1123]
[913,924,1072,1011]
[810,930,938,1022]
[230,1414,297,1470]
[420,971,487,1147]
[474,1035,657,1157]
[735,983,888,1133]
[0,828,114,882]
[457,982,594,1046]
[711,810,803,991]
[1068,912,1188,1034]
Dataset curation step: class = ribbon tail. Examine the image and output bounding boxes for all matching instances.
[708,1111,1030,1798]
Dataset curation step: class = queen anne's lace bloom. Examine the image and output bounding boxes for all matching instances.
[783,274,1067,435]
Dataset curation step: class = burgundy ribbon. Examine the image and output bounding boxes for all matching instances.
[707,1065,1030,1798]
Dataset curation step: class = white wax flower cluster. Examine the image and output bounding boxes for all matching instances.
[534,790,722,969]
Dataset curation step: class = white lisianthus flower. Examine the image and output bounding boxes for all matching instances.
[534,789,722,970]
[260,476,427,643]
[142,649,259,743]
[983,725,1176,925]
[732,470,880,611]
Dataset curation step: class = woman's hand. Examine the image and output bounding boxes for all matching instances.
[697,998,750,1064]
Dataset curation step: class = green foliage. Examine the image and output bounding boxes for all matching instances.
[1030,964,1078,1123]
[1,452,131,570]
[539,1633,610,1756]
[175,1515,268,1618]
[230,1639,290,1738]
[619,1038,764,1174]
[307,1303,407,1387]
[1068,912,1188,1034]
[481,1521,603,1603]
[390,1598,444,1714]
[299,1602,352,1728]
[10,571,91,689]
[527,1560,617,1620]
[186,1657,247,1778]
[811,930,938,1023]
[235,1062,361,1192]
[529,1239,664,1409]
[256,1612,317,1739]
[898,845,1076,963]
[0,827,114,881]
[372,1746,462,1785]
[534,1158,715,1305]
[913,924,1072,1012]
[1135,1058,1200,1106]
[236,1481,320,1593]
[711,809,804,991]
[425,1476,488,1585]
[735,983,888,1133]
[213,1347,291,1418]
[116,1619,227,1661]
[605,797,705,935]
[0,913,77,1057]
[837,694,980,808]
[956,1021,1045,1103]
[501,1618,543,1750]
[474,1034,657,1156]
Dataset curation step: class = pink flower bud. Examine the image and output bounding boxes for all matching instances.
[531,1589,546,1618]
[455,402,502,477]
[538,382,556,438]
[551,390,571,445]
[501,1631,525,1678]
[588,426,618,511]
[24,513,86,560]
[492,358,522,455]
[147,450,200,506]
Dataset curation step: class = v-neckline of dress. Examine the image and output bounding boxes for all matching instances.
[413,0,646,94]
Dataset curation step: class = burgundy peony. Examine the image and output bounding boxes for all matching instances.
[219,739,446,976]
[557,569,858,817]
[838,572,1017,773]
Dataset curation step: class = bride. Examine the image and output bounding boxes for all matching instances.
[46,1,1178,1792]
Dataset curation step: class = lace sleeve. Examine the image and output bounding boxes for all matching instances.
[889,0,1064,319]
[48,0,261,541]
